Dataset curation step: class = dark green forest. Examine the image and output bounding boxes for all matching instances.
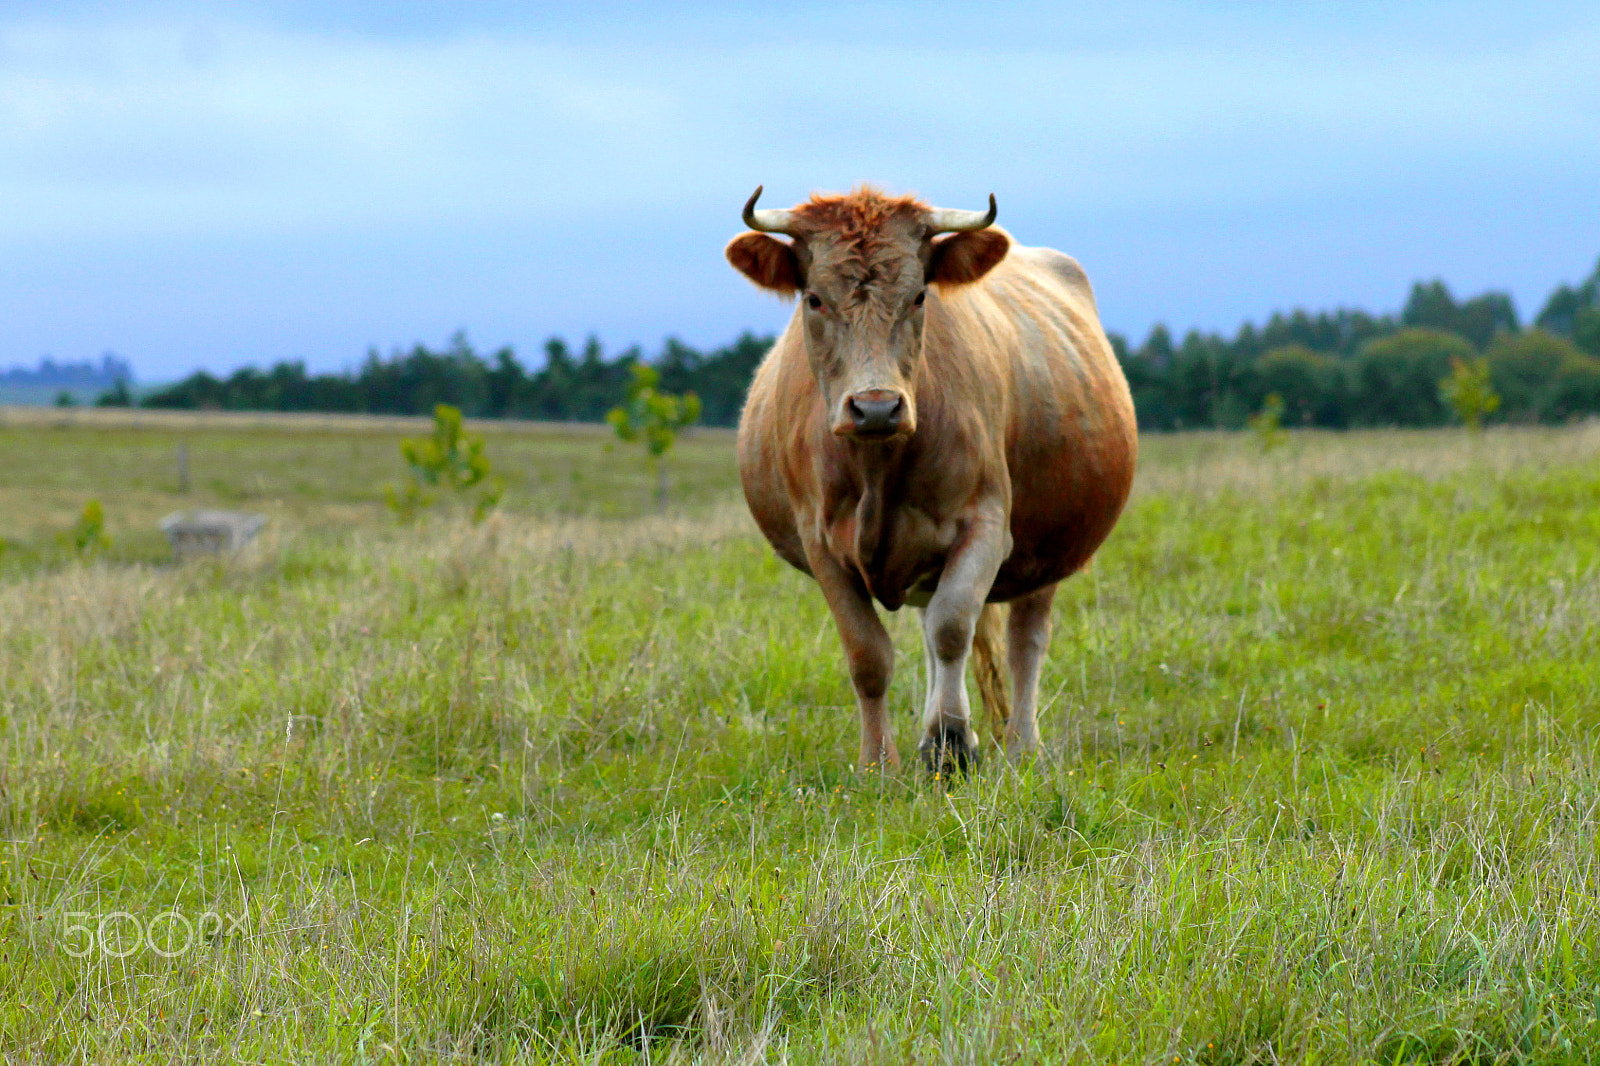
[131,258,1600,430]
[134,334,771,427]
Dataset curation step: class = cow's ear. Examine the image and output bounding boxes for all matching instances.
[928,229,1009,288]
[726,233,801,296]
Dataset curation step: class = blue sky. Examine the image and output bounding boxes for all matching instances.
[2,1,1597,380]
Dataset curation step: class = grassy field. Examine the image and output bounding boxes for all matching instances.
[0,406,738,570]
[2,412,1599,1063]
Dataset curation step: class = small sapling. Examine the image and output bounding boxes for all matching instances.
[606,363,701,509]
[385,404,503,523]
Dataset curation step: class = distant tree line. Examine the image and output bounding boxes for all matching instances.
[135,332,771,427]
[1117,260,1600,430]
[126,258,1600,429]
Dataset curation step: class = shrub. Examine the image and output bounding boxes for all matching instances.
[385,404,503,523]
[1350,329,1474,427]
[1255,345,1347,427]
[1487,330,1600,423]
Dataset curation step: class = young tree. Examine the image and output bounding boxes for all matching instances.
[1247,392,1288,451]
[606,363,701,509]
[385,404,502,523]
[68,500,109,555]
[1440,355,1499,431]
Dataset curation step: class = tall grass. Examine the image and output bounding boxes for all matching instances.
[1,419,1598,1062]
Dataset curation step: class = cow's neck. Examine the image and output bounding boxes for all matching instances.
[820,436,913,605]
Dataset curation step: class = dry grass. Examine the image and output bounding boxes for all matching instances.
[0,415,740,569]
[1133,420,1600,498]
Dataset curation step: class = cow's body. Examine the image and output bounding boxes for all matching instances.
[728,187,1136,769]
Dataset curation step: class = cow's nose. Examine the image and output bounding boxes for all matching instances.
[846,392,904,436]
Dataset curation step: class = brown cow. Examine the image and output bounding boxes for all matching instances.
[727,185,1136,771]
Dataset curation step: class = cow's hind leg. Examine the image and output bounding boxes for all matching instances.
[971,602,1010,743]
[1004,583,1057,759]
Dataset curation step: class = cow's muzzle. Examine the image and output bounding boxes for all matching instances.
[839,390,908,440]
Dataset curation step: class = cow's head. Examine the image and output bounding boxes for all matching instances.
[726,186,1009,442]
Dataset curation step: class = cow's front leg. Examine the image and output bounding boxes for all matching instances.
[917,512,1008,774]
[808,550,901,770]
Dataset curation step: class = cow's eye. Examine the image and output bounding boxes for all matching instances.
[913,290,926,307]
[806,293,824,311]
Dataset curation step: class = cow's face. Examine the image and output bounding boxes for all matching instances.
[798,222,931,440]
[727,188,1009,443]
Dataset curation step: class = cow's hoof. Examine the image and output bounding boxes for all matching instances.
[918,727,980,778]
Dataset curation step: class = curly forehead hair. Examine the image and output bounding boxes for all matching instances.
[790,186,930,263]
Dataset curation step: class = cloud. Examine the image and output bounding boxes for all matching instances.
[0,19,690,237]
[3,9,1596,241]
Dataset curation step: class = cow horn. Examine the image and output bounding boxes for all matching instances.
[742,185,800,235]
[926,194,998,233]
